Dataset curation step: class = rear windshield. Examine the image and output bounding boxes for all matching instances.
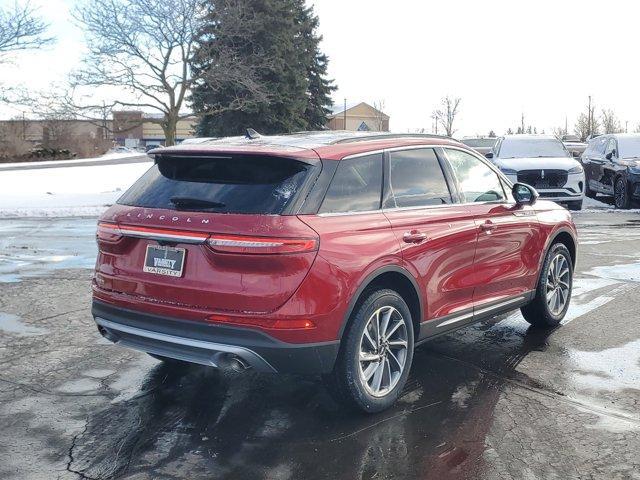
[118,155,314,214]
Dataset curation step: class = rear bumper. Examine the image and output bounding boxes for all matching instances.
[92,300,339,374]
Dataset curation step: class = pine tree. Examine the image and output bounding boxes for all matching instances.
[191,0,335,136]
[294,1,336,130]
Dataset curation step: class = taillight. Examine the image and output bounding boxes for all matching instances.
[206,234,318,254]
[97,222,123,243]
[207,314,315,330]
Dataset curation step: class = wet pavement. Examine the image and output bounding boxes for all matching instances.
[1,210,639,479]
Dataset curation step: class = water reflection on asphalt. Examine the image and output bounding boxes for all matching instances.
[0,217,96,282]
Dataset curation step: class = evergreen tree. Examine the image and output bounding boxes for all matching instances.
[191,0,335,136]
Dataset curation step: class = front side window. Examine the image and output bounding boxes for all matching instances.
[320,154,383,213]
[589,136,607,156]
[605,138,618,159]
[445,149,506,203]
[386,148,452,208]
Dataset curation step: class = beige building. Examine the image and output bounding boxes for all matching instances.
[113,111,197,147]
[327,102,390,132]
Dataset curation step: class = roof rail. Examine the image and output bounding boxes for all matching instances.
[332,133,453,144]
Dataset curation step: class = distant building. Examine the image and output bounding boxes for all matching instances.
[327,102,390,131]
[112,111,197,148]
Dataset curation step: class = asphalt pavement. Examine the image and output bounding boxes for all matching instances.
[0,208,639,480]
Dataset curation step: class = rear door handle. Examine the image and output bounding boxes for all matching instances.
[403,230,428,244]
[480,221,497,233]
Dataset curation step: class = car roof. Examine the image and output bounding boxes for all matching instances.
[607,133,640,139]
[149,131,467,161]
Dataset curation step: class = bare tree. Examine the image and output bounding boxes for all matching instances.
[552,126,567,139]
[72,0,201,146]
[434,96,461,137]
[371,99,388,131]
[601,109,623,134]
[73,0,271,146]
[573,96,600,141]
[0,1,52,59]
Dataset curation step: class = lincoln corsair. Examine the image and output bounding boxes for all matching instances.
[486,134,585,210]
[92,131,577,412]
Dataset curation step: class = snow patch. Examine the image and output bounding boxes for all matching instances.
[0,161,151,218]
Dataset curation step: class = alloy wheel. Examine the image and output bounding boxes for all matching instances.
[615,178,627,208]
[358,306,408,397]
[545,253,571,316]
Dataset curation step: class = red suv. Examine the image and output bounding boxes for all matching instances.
[92,132,577,412]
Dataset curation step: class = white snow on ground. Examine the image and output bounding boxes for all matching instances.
[578,195,640,214]
[0,161,152,218]
[0,151,144,170]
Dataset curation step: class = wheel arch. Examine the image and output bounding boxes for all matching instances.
[547,228,577,267]
[338,266,423,340]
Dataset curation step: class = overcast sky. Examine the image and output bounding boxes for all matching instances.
[2,0,640,137]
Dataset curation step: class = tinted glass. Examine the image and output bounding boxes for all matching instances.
[588,136,607,156]
[605,139,617,158]
[387,149,451,208]
[617,136,640,158]
[320,154,382,213]
[461,138,497,148]
[118,156,312,214]
[445,149,506,203]
[497,138,569,158]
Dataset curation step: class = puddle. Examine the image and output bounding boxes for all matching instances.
[0,312,48,336]
[589,263,640,283]
[569,340,640,392]
[0,217,97,282]
[56,377,102,394]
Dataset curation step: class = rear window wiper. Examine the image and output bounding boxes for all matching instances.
[169,196,226,210]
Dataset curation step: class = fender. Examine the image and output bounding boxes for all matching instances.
[337,265,423,338]
[535,226,578,287]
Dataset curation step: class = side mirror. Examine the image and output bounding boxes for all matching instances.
[605,152,613,161]
[512,182,538,205]
[485,152,494,159]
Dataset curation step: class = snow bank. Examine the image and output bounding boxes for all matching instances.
[0,151,143,170]
[0,161,152,218]
[578,196,640,214]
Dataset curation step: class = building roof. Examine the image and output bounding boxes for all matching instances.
[151,130,461,161]
[329,102,361,115]
[328,101,389,119]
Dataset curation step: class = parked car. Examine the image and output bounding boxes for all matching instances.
[92,131,577,413]
[460,136,498,155]
[561,134,587,159]
[581,133,640,208]
[487,134,585,210]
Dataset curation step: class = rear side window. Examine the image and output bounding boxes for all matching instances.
[118,155,313,214]
[386,148,452,208]
[319,154,382,213]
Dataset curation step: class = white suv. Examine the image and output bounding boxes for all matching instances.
[487,134,585,210]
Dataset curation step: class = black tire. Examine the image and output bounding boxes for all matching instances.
[521,243,573,328]
[326,288,414,413]
[614,176,631,209]
[567,200,583,211]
